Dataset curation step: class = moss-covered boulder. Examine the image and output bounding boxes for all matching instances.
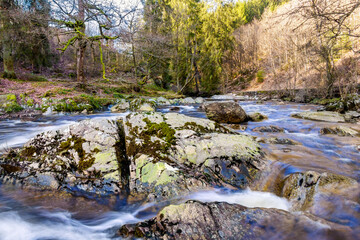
[292,111,346,123]
[0,118,125,195]
[119,201,352,239]
[123,112,265,201]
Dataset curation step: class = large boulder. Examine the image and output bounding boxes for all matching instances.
[123,112,265,201]
[119,201,352,239]
[0,118,125,195]
[203,101,247,124]
[292,111,346,123]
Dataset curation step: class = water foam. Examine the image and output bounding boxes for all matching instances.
[187,189,291,211]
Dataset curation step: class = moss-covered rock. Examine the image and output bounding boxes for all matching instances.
[0,118,124,195]
[124,112,265,201]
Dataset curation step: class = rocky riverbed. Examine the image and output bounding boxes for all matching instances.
[0,96,359,239]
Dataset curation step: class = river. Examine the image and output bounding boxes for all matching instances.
[0,100,359,239]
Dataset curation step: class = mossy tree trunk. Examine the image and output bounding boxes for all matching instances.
[76,0,86,86]
[0,0,17,79]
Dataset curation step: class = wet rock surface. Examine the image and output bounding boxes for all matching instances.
[119,200,352,240]
[0,112,265,201]
[292,111,346,123]
[253,125,285,133]
[123,112,265,201]
[0,118,124,195]
[248,112,268,122]
[203,101,247,123]
[281,171,360,226]
[320,126,359,137]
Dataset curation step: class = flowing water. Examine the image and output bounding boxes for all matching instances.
[0,100,359,239]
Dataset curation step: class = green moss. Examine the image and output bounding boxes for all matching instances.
[180,121,230,134]
[20,146,37,158]
[6,94,16,102]
[26,98,34,107]
[126,117,176,162]
[59,136,95,171]
[4,102,23,113]
[143,118,176,148]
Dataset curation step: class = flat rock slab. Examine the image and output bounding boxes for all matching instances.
[292,111,346,123]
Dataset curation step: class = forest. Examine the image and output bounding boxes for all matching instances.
[0,1,360,239]
[0,0,359,97]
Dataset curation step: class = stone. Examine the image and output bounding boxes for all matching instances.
[282,171,360,226]
[265,137,300,145]
[111,100,130,113]
[248,112,268,122]
[180,97,196,104]
[119,201,352,240]
[320,126,359,137]
[0,118,124,195]
[123,112,265,201]
[156,97,170,105]
[170,106,180,112]
[291,111,346,123]
[203,101,247,124]
[252,125,285,133]
[137,103,155,112]
[194,97,205,104]
[129,98,156,112]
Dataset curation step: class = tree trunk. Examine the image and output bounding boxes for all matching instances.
[2,39,16,79]
[77,39,86,85]
[0,0,16,79]
[76,0,86,85]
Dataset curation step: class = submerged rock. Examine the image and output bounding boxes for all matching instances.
[257,137,300,145]
[203,101,247,124]
[119,200,352,240]
[291,111,346,123]
[248,112,268,122]
[320,126,359,137]
[253,125,285,133]
[123,112,265,201]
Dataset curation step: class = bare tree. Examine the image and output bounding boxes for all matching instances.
[289,0,360,96]
[51,0,131,86]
